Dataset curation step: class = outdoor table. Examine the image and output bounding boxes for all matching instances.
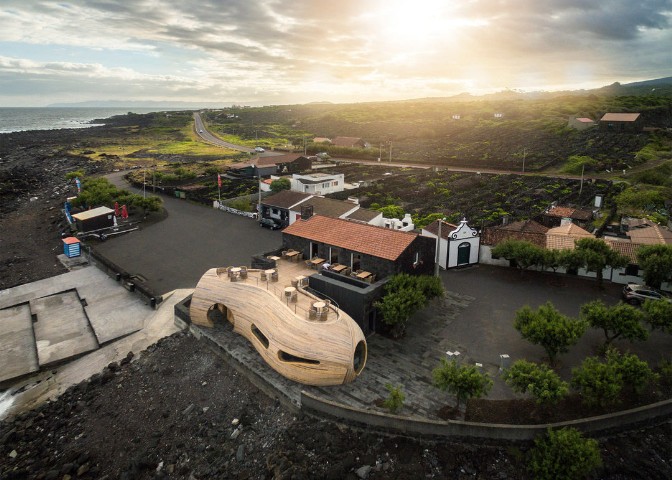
[286,251,300,261]
[268,256,281,262]
[331,264,347,273]
[310,258,325,268]
[356,271,372,280]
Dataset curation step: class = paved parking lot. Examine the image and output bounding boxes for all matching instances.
[95,180,280,294]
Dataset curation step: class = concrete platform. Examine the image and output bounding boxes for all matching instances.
[0,266,151,384]
[30,291,98,366]
[0,304,38,383]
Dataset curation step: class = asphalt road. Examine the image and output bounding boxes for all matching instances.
[96,172,281,294]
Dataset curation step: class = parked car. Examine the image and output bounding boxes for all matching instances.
[622,284,671,305]
[255,146,265,153]
[259,217,280,230]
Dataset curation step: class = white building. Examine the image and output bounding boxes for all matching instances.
[291,173,344,195]
[422,218,480,269]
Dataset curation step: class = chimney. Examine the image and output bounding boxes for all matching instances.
[301,204,314,220]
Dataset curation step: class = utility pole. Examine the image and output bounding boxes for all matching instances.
[258,174,262,217]
[434,219,444,277]
[389,141,392,163]
[579,164,585,198]
[521,148,527,173]
[378,143,382,162]
[143,169,146,198]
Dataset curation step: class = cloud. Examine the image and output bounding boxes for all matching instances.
[0,0,670,105]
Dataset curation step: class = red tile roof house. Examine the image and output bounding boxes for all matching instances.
[280,215,436,333]
[603,218,672,288]
[599,112,644,133]
[540,204,594,229]
[567,116,596,130]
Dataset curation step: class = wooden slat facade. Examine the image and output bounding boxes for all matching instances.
[190,268,367,386]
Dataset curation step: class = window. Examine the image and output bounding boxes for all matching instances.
[625,264,639,276]
[278,350,320,365]
[251,324,269,348]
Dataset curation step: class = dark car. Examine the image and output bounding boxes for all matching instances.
[622,284,671,305]
[259,218,280,230]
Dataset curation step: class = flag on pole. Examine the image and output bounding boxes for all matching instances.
[217,173,222,188]
[75,177,81,193]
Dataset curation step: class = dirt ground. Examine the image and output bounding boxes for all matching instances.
[1,123,671,479]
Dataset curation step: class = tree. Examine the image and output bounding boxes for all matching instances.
[377,204,405,219]
[580,300,648,346]
[571,355,623,407]
[607,349,656,395]
[503,360,569,405]
[637,244,672,289]
[572,238,629,287]
[572,349,654,406]
[382,383,405,414]
[514,302,587,365]
[491,239,545,271]
[131,195,162,216]
[374,287,425,338]
[641,298,672,333]
[374,274,443,338]
[527,428,602,480]
[432,358,493,410]
[270,177,291,193]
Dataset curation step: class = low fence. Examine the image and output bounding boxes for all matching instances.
[301,391,672,444]
[87,245,163,308]
[213,201,258,219]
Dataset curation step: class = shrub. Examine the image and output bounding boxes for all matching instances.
[432,358,493,410]
[503,360,569,404]
[527,428,602,480]
[382,383,405,414]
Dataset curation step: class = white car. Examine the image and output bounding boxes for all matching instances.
[255,146,265,153]
[199,129,204,133]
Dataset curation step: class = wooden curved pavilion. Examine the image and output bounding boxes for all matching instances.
[190,267,367,386]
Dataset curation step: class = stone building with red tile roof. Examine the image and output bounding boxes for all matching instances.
[599,112,644,132]
[282,215,435,279]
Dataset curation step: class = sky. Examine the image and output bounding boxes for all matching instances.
[0,0,671,107]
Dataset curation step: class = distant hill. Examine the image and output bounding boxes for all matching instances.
[47,100,240,109]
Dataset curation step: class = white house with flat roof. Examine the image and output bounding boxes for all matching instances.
[290,172,344,195]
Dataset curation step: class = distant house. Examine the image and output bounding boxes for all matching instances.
[259,190,381,227]
[331,137,367,148]
[290,172,344,195]
[599,113,644,133]
[313,137,332,144]
[422,218,480,269]
[540,205,594,229]
[568,116,596,130]
[228,154,312,178]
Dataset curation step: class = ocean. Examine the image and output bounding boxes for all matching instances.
[0,107,170,134]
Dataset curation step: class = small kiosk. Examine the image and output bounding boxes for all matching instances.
[62,237,81,258]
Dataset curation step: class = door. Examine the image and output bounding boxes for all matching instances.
[457,242,471,266]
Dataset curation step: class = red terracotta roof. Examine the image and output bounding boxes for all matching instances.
[282,215,418,261]
[545,205,593,221]
[604,239,640,263]
[499,220,549,234]
[601,113,641,122]
[546,223,593,250]
[627,222,672,245]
